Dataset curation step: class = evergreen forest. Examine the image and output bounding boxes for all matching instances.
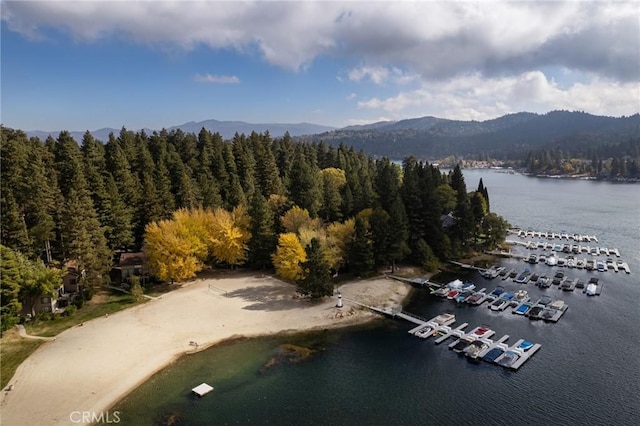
[1,126,509,330]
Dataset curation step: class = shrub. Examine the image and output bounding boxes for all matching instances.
[62,305,77,317]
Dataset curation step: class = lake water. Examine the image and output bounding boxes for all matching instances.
[114,170,640,425]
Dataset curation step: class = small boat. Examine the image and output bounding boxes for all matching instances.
[514,290,528,302]
[488,286,505,298]
[557,257,566,267]
[497,350,520,367]
[527,254,538,264]
[447,279,464,289]
[586,259,595,271]
[566,257,576,268]
[538,254,547,263]
[517,341,533,351]
[447,290,460,300]
[596,261,606,272]
[465,340,490,362]
[455,291,473,303]
[465,291,487,305]
[537,276,551,288]
[468,326,493,339]
[490,294,514,311]
[433,287,449,297]
[482,347,505,363]
[545,256,557,266]
[527,306,544,319]
[460,281,476,291]
[575,279,585,289]
[514,273,530,284]
[514,301,533,315]
[451,338,475,353]
[529,273,540,283]
[585,283,597,296]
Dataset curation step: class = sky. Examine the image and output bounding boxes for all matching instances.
[2,0,639,132]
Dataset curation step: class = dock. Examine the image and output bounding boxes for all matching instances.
[434,322,469,344]
[477,335,510,358]
[192,383,214,397]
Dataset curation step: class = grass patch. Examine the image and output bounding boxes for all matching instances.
[0,329,45,390]
[24,290,145,338]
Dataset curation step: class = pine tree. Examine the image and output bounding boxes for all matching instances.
[248,191,276,269]
[288,148,321,216]
[348,216,375,276]
[296,238,332,299]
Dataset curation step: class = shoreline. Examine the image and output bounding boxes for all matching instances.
[0,274,411,425]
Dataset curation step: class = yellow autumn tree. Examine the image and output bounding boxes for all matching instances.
[272,233,307,280]
[324,218,355,272]
[207,206,251,267]
[144,219,202,283]
[172,207,210,260]
[281,206,321,234]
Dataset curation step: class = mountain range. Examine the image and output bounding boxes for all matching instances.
[24,119,336,143]
[22,111,639,159]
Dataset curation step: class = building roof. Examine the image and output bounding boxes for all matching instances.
[118,252,145,267]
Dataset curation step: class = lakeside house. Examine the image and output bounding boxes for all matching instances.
[21,261,83,316]
[110,252,148,288]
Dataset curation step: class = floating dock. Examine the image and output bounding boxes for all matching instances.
[192,383,214,397]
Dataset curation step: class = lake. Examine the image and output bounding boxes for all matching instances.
[114,170,640,425]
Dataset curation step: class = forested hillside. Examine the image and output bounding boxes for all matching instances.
[301,111,640,160]
[1,125,509,330]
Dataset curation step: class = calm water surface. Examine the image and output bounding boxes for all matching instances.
[115,171,640,425]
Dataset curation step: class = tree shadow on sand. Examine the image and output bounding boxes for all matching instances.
[224,285,326,311]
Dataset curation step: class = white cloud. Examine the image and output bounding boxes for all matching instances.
[347,66,418,85]
[3,1,637,81]
[355,72,640,121]
[193,73,240,84]
[345,92,357,101]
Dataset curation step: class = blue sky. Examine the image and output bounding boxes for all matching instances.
[2,1,639,132]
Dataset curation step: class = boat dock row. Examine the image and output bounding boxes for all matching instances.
[408,313,541,370]
[347,302,542,370]
[432,281,570,322]
[506,239,623,259]
[508,229,598,243]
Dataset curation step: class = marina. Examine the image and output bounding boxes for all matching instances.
[352,305,542,371]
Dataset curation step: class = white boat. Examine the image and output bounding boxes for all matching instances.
[557,257,566,267]
[585,283,597,296]
[545,255,557,266]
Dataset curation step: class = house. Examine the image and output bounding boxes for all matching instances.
[440,211,457,229]
[110,252,148,287]
[21,260,81,316]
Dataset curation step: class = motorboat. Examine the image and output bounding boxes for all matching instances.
[468,326,493,339]
[585,283,597,296]
[465,292,486,305]
[514,290,529,302]
[497,350,520,367]
[576,259,585,269]
[596,261,606,272]
[447,279,464,289]
[517,341,533,351]
[490,294,514,311]
[433,287,449,297]
[460,281,476,291]
[557,257,566,267]
[451,338,474,353]
[527,254,538,264]
[465,340,490,362]
[482,347,505,363]
[538,254,547,263]
[447,290,460,300]
[537,276,551,288]
[545,255,557,266]
[514,301,533,315]
[514,273,530,284]
[529,273,540,283]
[586,259,595,271]
[455,290,473,303]
[488,286,505,298]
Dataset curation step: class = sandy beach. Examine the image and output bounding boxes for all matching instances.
[0,274,410,425]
